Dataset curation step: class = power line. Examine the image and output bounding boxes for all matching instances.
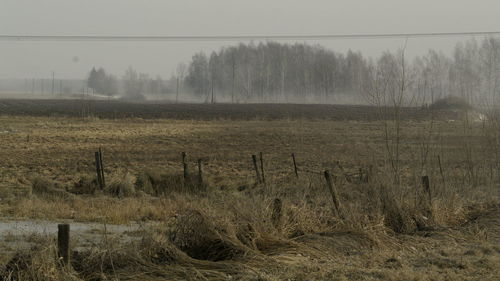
[1,31,500,42]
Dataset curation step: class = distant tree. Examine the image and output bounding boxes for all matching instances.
[185,52,209,99]
[208,51,219,103]
[148,76,163,96]
[87,67,99,93]
[87,67,118,98]
[103,74,118,97]
[96,67,106,92]
[176,63,187,102]
[122,67,145,100]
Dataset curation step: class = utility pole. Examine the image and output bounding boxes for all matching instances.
[176,77,179,103]
[51,71,55,95]
[211,80,214,104]
[232,54,236,104]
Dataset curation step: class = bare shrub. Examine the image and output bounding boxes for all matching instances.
[169,209,248,261]
[134,170,157,195]
[71,175,98,195]
[1,244,75,281]
[135,170,188,195]
[30,176,73,199]
[106,172,136,197]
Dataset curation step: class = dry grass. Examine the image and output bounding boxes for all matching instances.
[1,191,498,280]
[0,107,498,280]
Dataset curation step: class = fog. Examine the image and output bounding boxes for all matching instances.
[2,0,500,78]
[1,0,500,105]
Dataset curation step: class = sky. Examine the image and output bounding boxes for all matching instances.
[1,0,500,79]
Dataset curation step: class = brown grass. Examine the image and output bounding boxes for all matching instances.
[0,106,498,280]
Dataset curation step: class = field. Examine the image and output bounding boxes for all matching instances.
[0,99,464,120]
[0,100,498,280]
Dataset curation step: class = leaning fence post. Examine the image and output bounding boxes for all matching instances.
[182,152,189,180]
[324,170,342,218]
[252,155,261,183]
[94,152,103,190]
[437,155,445,187]
[98,147,105,188]
[198,159,204,186]
[291,153,299,178]
[259,152,266,184]
[57,224,70,266]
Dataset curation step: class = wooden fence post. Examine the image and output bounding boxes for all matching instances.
[182,152,189,180]
[57,224,70,266]
[98,148,105,187]
[94,152,103,190]
[324,170,342,218]
[198,159,204,186]
[437,155,445,186]
[252,155,261,183]
[291,153,299,178]
[259,152,266,184]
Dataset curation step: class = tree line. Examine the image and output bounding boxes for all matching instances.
[86,37,500,106]
[183,38,500,106]
[184,42,368,103]
[86,67,178,100]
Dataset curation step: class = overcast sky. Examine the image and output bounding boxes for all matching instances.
[1,0,500,79]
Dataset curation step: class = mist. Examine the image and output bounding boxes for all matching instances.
[1,0,500,106]
[2,0,500,77]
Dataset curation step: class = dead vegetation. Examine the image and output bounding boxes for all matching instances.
[1,164,497,280]
[1,189,497,280]
[0,105,498,280]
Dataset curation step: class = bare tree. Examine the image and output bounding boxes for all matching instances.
[176,63,187,103]
[365,48,413,185]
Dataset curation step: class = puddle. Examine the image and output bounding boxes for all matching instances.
[0,220,139,236]
[0,219,150,259]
